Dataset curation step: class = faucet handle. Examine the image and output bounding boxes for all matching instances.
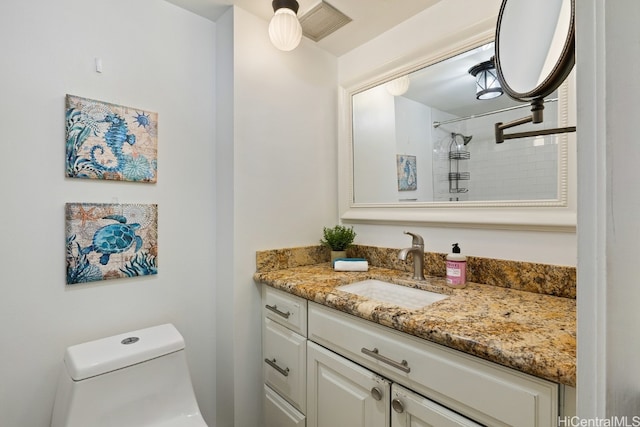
[403,231,424,247]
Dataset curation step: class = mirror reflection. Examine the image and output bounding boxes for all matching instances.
[351,42,569,204]
[496,0,573,100]
[494,0,575,142]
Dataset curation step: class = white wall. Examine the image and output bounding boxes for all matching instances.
[601,4,640,416]
[0,1,217,425]
[215,8,235,427]
[576,0,640,417]
[352,85,397,202]
[215,7,338,427]
[338,0,577,266]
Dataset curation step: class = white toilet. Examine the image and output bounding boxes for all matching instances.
[51,323,208,427]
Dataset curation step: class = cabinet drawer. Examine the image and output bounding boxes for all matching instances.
[264,385,306,427]
[263,318,307,412]
[263,285,307,336]
[308,302,558,427]
[264,384,306,427]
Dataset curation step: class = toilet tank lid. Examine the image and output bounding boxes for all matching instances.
[64,324,185,381]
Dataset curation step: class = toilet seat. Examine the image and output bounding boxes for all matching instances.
[51,324,209,427]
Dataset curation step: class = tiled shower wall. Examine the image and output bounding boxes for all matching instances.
[432,100,560,202]
[468,137,558,201]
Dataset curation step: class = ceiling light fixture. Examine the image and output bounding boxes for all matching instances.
[269,0,302,51]
[468,58,503,100]
[386,75,410,96]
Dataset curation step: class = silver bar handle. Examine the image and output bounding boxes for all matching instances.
[265,304,291,319]
[264,358,289,377]
[361,347,411,373]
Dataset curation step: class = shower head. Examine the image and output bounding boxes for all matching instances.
[452,133,473,145]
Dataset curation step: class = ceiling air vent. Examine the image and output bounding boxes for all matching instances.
[299,1,352,42]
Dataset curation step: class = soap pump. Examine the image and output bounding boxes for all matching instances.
[446,243,467,288]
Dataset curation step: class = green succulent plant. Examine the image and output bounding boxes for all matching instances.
[320,225,357,251]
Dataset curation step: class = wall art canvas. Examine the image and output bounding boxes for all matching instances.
[65,203,158,285]
[65,94,158,182]
[397,155,417,191]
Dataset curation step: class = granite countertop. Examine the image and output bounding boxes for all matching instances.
[254,263,576,387]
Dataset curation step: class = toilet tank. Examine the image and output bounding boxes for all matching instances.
[51,324,206,427]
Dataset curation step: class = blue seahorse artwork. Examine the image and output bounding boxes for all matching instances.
[397,155,417,191]
[65,203,158,285]
[65,95,158,182]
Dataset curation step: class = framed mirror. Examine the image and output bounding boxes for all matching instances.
[339,31,576,231]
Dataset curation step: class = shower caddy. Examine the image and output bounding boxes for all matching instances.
[448,133,471,193]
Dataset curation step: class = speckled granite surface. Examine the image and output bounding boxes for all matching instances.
[256,245,576,299]
[255,248,576,387]
[349,245,576,299]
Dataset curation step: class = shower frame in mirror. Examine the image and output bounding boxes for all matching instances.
[338,31,576,232]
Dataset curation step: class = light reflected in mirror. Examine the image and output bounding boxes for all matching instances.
[351,41,569,205]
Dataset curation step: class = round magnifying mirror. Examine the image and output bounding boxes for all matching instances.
[495,0,575,102]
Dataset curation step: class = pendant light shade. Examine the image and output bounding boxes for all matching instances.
[269,0,302,51]
[386,75,410,96]
[468,59,503,100]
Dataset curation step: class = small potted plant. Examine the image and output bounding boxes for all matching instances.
[320,225,357,262]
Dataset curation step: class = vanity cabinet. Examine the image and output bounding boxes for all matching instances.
[261,284,571,427]
[308,302,560,427]
[262,286,308,426]
[307,341,480,427]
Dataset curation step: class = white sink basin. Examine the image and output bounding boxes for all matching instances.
[337,279,447,310]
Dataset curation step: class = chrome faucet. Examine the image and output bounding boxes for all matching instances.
[398,231,425,280]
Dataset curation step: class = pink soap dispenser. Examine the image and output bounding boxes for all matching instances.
[446,243,467,288]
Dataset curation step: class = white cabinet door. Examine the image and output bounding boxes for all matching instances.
[307,341,390,427]
[264,384,306,427]
[390,384,482,427]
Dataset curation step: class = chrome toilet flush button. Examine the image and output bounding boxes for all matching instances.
[121,337,140,345]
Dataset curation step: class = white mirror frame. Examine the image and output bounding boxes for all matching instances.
[338,30,576,232]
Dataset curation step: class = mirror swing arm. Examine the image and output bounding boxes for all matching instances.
[494,98,576,143]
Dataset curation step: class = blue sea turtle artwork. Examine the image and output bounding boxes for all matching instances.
[65,95,158,183]
[82,215,143,265]
[66,203,158,285]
